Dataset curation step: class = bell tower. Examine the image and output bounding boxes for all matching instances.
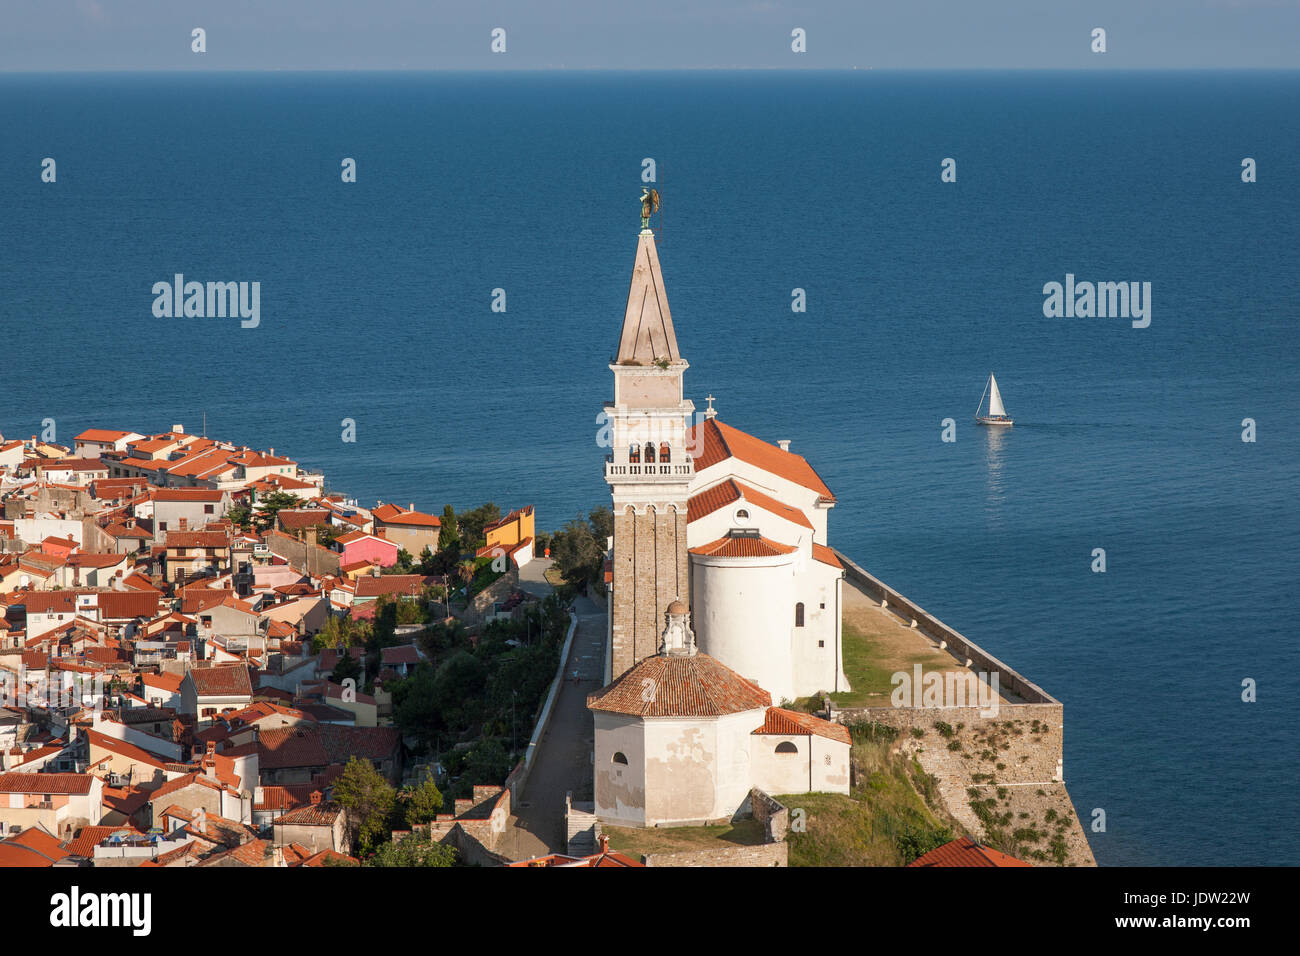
[603,200,695,682]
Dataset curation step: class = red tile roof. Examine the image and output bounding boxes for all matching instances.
[689,534,797,559]
[97,591,163,620]
[687,418,835,501]
[0,772,95,794]
[186,664,253,698]
[812,543,843,570]
[908,836,1032,867]
[687,478,813,529]
[588,653,771,718]
[754,706,852,744]
[372,503,441,528]
[165,530,229,549]
[354,574,432,598]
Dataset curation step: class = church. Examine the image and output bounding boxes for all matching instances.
[588,199,853,828]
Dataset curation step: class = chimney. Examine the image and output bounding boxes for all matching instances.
[597,833,610,854]
[172,425,183,433]
[777,439,791,452]
[268,448,274,456]
[408,503,414,512]
[310,789,322,805]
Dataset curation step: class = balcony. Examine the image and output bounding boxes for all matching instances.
[604,456,694,480]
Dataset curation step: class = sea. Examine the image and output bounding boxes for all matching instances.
[1,70,1296,866]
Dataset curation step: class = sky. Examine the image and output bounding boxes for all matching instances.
[0,0,1297,70]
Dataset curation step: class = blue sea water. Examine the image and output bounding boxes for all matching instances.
[1,70,1297,866]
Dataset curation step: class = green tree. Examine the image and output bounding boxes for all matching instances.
[416,545,437,575]
[365,829,457,867]
[401,773,445,827]
[552,517,602,588]
[391,664,442,750]
[464,738,513,786]
[333,757,397,855]
[438,505,460,553]
[330,649,361,686]
[384,548,414,575]
[587,505,613,545]
[458,502,501,550]
[253,490,304,530]
[226,503,253,529]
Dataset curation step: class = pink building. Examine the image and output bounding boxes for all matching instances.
[336,531,399,569]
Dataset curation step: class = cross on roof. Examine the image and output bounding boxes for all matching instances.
[704,395,717,419]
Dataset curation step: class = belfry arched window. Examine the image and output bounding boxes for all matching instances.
[628,444,640,463]
[612,752,629,765]
[795,602,805,627]
[659,443,671,463]
[775,741,799,755]
[644,443,656,464]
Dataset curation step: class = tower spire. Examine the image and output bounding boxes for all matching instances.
[615,207,680,365]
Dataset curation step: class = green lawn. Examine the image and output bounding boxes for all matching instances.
[603,818,767,859]
[778,732,958,867]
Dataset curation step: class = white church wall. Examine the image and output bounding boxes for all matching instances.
[810,733,852,794]
[791,562,849,698]
[751,733,815,795]
[692,554,796,704]
[593,711,647,826]
[641,711,758,825]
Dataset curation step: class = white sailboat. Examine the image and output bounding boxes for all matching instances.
[975,373,1013,426]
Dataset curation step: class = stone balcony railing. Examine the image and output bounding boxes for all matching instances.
[604,456,694,479]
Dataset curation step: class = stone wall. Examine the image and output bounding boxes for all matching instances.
[750,788,789,843]
[265,530,339,578]
[643,842,787,867]
[459,569,519,627]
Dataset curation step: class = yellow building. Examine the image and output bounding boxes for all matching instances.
[484,506,534,552]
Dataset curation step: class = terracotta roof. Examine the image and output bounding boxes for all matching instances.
[181,589,234,614]
[142,672,185,693]
[0,772,95,794]
[0,827,72,867]
[97,591,162,619]
[372,503,441,528]
[298,848,358,867]
[587,653,771,718]
[258,724,400,770]
[687,418,835,501]
[687,478,813,529]
[812,543,843,570]
[165,530,228,549]
[186,665,253,698]
[354,574,431,598]
[197,838,276,867]
[753,706,852,744]
[64,824,145,858]
[689,534,797,559]
[277,509,330,530]
[908,836,1032,868]
[275,801,343,828]
[75,429,134,443]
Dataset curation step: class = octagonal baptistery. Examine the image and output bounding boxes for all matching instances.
[689,531,799,705]
[587,650,773,828]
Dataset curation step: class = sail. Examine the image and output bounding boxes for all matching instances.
[987,375,1007,417]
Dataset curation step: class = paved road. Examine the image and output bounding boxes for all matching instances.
[517,557,555,599]
[499,594,605,859]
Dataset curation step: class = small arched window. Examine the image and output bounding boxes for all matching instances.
[644,443,656,464]
[775,741,799,755]
[659,443,671,463]
[795,602,805,627]
[628,444,640,463]
[612,752,629,765]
